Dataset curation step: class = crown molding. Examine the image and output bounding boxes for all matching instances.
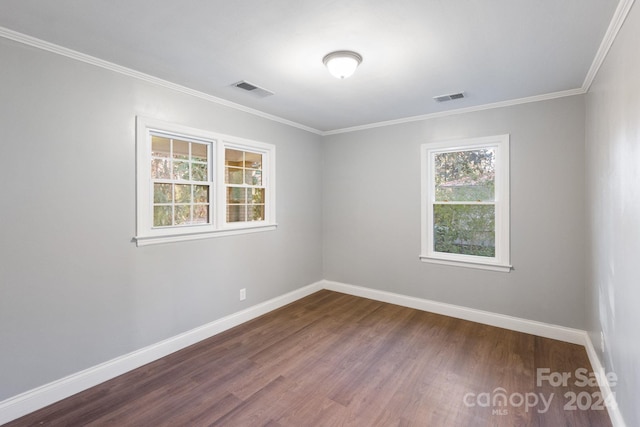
[0,26,323,136]
[322,88,586,136]
[1,0,634,139]
[582,0,636,92]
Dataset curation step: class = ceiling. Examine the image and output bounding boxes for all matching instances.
[0,0,620,133]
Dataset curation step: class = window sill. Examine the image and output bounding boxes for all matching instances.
[419,255,512,273]
[134,224,277,247]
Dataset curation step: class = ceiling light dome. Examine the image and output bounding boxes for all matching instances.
[323,50,363,79]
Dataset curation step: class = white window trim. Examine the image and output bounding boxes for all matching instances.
[420,134,511,272]
[135,116,276,247]
[217,139,276,230]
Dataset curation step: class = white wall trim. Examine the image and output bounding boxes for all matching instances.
[0,0,632,138]
[2,2,631,139]
[1,279,625,426]
[322,0,636,136]
[582,0,636,92]
[321,88,585,136]
[321,280,586,344]
[0,281,323,425]
[322,279,625,426]
[0,26,322,136]
[583,335,627,427]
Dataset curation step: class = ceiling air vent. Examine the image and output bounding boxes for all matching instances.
[433,92,465,102]
[232,80,274,98]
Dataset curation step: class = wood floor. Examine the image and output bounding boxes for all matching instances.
[7,290,611,426]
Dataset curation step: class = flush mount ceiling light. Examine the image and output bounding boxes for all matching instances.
[322,50,363,79]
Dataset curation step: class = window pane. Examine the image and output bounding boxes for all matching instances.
[225,149,243,167]
[194,185,209,203]
[227,187,246,203]
[192,163,207,182]
[174,205,191,225]
[248,188,264,204]
[173,161,190,180]
[193,205,209,224]
[174,184,191,203]
[433,204,495,257]
[435,149,495,202]
[245,152,262,169]
[227,205,246,222]
[245,169,262,186]
[248,204,265,221]
[154,183,172,203]
[226,167,243,184]
[173,139,189,160]
[192,143,208,162]
[151,159,170,179]
[151,136,170,157]
[153,206,172,227]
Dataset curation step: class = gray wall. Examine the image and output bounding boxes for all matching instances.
[3,10,637,421]
[585,2,640,426]
[323,95,587,329]
[0,38,323,400]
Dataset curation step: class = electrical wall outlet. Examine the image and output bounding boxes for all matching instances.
[240,288,246,301]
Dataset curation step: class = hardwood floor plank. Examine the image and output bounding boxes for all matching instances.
[6,290,611,427]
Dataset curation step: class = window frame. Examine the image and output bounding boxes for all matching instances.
[420,134,511,272]
[148,131,214,230]
[218,139,275,229]
[135,116,276,246]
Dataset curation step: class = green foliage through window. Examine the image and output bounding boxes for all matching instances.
[433,204,495,257]
[151,134,210,227]
[435,149,495,202]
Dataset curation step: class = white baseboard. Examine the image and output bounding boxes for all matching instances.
[321,280,587,344]
[583,334,627,427]
[0,281,323,425]
[1,279,625,427]
[321,279,625,427]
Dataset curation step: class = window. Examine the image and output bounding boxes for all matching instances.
[136,117,276,246]
[225,147,265,223]
[420,134,510,272]
[150,134,211,227]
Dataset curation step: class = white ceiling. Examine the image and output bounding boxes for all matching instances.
[0,0,619,132]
